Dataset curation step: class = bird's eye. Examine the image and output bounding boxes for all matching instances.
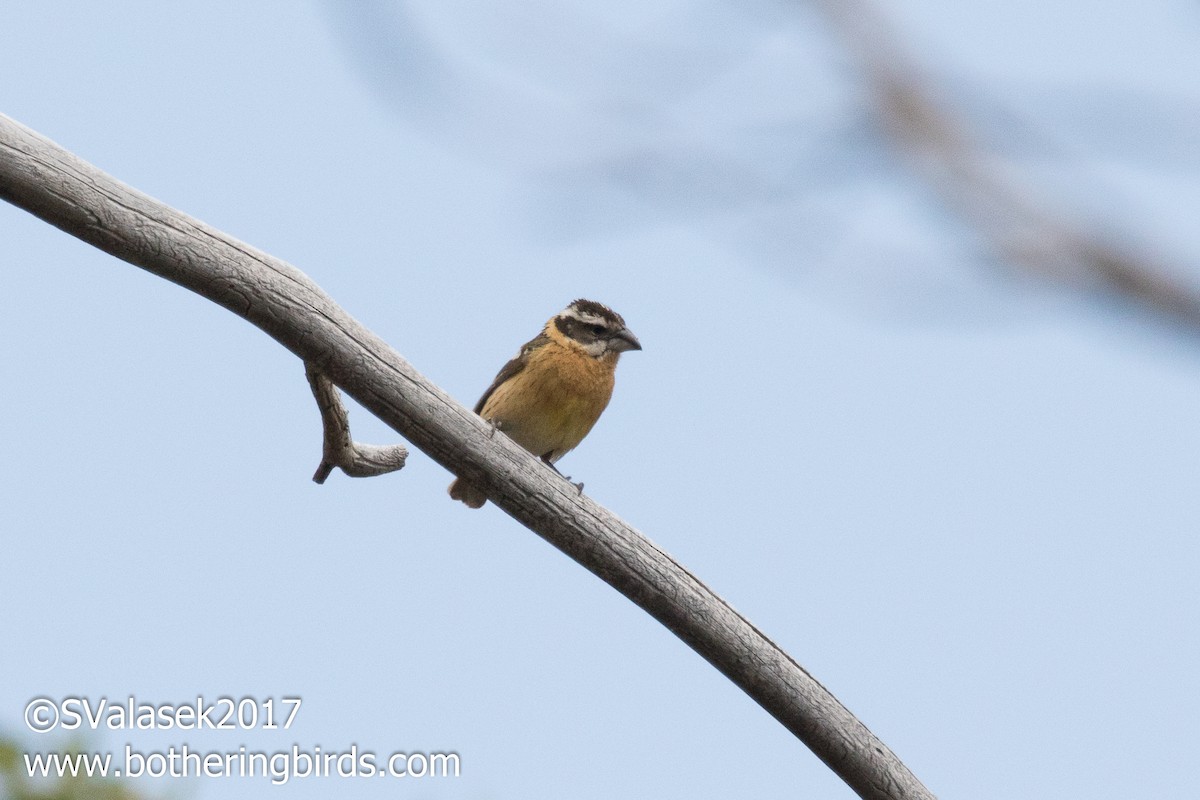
[590,324,605,335]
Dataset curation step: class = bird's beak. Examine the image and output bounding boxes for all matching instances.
[610,327,642,352]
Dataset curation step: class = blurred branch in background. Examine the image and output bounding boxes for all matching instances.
[814,0,1200,327]
[328,0,1200,327]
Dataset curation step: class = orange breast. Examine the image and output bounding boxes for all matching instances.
[481,344,617,462]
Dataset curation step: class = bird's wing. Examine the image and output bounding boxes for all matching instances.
[473,332,550,414]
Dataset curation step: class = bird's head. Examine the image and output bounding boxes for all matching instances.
[550,298,642,358]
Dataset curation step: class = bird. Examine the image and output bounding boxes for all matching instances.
[449,298,642,508]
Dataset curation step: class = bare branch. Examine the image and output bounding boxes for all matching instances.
[0,112,935,800]
[305,362,407,483]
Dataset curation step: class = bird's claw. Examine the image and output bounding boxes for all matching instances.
[542,457,583,495]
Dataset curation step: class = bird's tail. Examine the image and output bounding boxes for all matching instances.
[448,477,488,509]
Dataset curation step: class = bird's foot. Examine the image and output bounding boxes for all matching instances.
[541,456,583,494]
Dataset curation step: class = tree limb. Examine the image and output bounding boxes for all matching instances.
[0,112,935,800]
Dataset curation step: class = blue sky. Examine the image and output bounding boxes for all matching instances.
[2,2,1198,798]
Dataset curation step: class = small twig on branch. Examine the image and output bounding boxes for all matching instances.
[305,363,407,483]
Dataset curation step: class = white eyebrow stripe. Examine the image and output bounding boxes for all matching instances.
[561,308,608,327]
